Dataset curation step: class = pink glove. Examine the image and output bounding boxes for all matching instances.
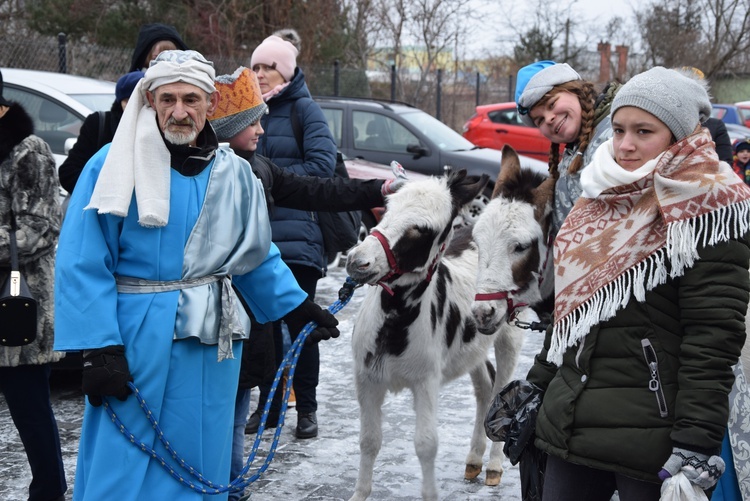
[381,161,409,196]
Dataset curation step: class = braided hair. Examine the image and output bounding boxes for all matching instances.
[536,80,598,178]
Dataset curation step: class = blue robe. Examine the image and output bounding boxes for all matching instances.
[55,145,307,500]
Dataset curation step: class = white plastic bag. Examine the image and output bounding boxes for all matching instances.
[660,472,709,501]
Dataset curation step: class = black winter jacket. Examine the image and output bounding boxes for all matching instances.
[58,101,122,193]
[527,235,750,482]
[703,118,733,164]
[256,67,338,276]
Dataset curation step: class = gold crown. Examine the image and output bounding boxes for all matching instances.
[213,67,264,121]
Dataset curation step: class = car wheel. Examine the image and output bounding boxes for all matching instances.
[456,187,491,226]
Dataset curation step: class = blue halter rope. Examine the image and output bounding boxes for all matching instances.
[102,276,361,496]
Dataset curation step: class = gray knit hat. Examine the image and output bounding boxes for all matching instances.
[210,67,267,140]
[611,66,712,142]
[515,61,581,127]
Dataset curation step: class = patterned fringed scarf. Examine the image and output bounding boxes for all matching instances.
[549,128,750,365]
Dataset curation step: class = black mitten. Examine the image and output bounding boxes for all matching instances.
[82,345,133,406]
[283,298,340,344]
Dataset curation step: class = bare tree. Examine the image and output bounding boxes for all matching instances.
[0,0,27,36]
[635,0,750,78]
[340,0,378,69]
[503,0,593,70]
[365,0,475,107]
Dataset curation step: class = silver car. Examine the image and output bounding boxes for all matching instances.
[1,68,115,168]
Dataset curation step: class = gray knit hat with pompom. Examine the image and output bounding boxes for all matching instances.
[611,66,712,141]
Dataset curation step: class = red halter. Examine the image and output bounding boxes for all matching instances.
[371,229,444,296]
[473,231,553,322]
[473,290,529,322]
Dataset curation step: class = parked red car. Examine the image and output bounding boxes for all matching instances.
[462,102,551,162]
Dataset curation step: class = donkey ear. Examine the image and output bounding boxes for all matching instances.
[450,170,490,208]
[492,145,521,199]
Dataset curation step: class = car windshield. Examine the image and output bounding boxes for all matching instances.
[400,110,478,151]
[69,93,115,111]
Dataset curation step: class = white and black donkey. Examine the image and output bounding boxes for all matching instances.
[345,169,526,501]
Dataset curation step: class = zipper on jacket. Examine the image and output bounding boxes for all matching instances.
[640,339,668,418]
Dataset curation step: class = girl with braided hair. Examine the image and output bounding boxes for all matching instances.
[515,61,620,237]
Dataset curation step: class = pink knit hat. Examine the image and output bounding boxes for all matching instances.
[250,35,299,82]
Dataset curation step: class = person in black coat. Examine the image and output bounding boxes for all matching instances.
[58,71,144,194]
[128,23,188,73]
[703,117,733,164]
[210,67,405,500]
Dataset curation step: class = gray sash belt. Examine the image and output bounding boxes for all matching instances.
[115,274,238,362]
[116,275,223,293]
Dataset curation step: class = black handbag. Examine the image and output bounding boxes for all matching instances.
[0,212,38,347]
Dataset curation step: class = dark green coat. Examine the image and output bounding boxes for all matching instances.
[528,236,750,482]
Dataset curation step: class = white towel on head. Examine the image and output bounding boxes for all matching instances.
[85,78,171,227]
[85,50,217,227]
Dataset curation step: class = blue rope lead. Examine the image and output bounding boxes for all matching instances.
[103,276,361,496]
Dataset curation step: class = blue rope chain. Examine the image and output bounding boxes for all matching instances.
[102,276,361,496]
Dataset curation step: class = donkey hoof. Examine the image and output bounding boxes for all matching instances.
[464,464,482,479]
[485,469,503,486]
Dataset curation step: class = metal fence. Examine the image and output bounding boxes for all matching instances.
[0,33,521,132]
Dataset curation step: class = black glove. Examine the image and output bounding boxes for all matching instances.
[82,345,133,406]
[283,298,340,344]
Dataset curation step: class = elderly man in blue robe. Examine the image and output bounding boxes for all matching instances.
[54,50,339,500]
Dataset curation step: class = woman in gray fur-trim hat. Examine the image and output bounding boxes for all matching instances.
[0,69,67,501]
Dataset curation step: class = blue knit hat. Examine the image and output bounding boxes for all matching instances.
[115,70,145,103]
[515,61,581,127]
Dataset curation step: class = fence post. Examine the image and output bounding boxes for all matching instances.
[436,69,442,121]
[390,64,396,102]
[475,71,480,107]
[333,60,340,96]
[57,33,67,74]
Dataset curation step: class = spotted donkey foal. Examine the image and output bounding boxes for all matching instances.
[345,170,525,501]
[471,145,556,335]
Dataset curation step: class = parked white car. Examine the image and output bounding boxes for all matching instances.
[1,68,115,168]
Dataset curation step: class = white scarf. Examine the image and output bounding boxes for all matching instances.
[580,138,663,198]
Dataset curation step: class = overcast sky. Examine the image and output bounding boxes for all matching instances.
[466,0,646,58]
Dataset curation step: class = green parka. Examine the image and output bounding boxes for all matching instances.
[527,235,750,482]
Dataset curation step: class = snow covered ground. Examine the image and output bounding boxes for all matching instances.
[0,264,545,501]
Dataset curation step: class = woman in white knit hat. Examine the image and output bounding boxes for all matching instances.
[520,66,750,501]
